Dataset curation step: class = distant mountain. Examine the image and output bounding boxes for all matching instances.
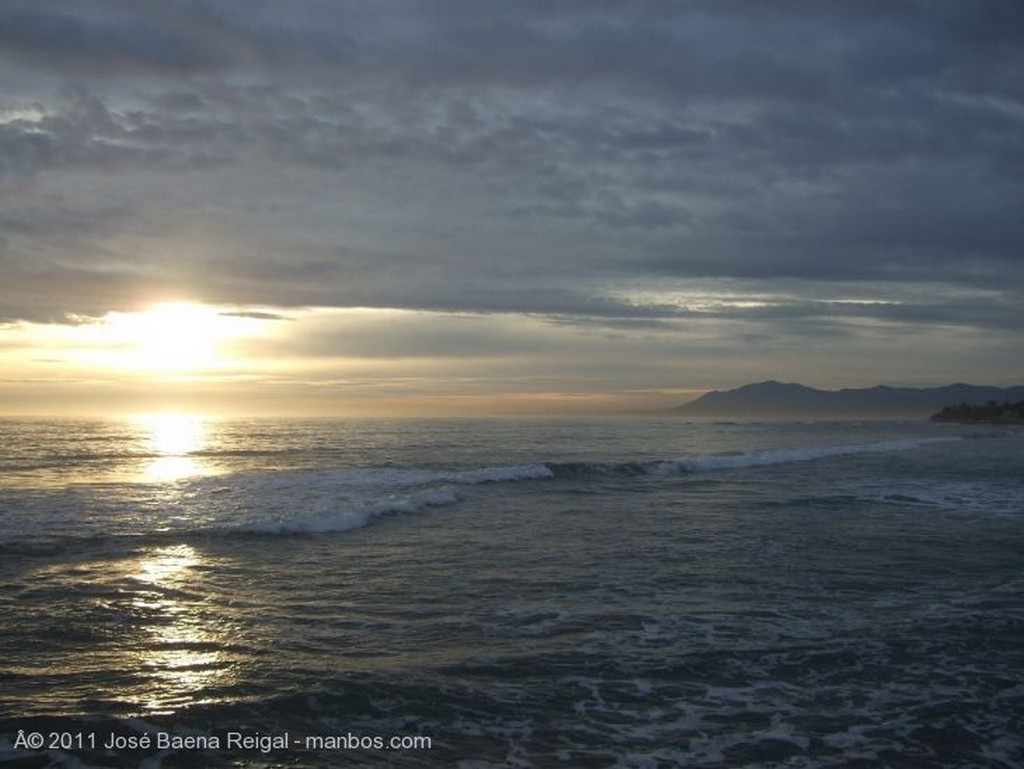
[675,380,1024,417]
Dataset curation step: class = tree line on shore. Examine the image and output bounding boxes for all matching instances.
[931,400,1024,424]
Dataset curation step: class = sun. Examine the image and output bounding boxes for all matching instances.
[113,302,222,372]
[132,302,221,371]
[57,300,269,377]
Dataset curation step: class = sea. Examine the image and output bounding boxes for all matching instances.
[0,415,1021,768]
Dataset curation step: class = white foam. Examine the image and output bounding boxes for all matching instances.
[649,438,950,476]
[858,478,1024,515]
[225,463,553,492]
[241,485,460,534]
[445,463,554,484]
[179,460,561,537]
[212,462,554,535]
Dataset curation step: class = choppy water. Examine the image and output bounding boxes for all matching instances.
[0,416,1022,768]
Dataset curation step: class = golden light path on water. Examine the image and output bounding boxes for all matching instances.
[129,544,233,713]
[136,412,211,482]
[123,416,236,711]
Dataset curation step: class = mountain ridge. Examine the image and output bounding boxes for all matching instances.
[675,380,1024,417]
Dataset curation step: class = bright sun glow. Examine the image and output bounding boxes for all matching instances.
[137,412,210,481]
[135,302,221,371]
[111,302,223,372]
[60,301,269,376]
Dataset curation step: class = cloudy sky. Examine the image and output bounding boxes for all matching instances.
[1,1,1021,415]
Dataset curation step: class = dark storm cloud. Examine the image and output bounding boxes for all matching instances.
[0,0,1021,344]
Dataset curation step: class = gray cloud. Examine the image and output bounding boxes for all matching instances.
[0,0,1021,389]
[0,2,236,76]
[218,310,289,321]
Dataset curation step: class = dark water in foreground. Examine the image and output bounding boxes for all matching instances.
[0,417,1021,767]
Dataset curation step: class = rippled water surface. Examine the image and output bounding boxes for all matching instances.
[1,417,1022,767]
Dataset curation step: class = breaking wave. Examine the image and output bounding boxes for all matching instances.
[0,437,961,548]
[548,437,954,479]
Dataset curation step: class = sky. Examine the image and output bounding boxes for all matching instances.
[1,0,1022,415]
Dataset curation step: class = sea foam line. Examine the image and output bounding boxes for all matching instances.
[240,485,461,534]
[643,437,955,476]
[234,464,555,535]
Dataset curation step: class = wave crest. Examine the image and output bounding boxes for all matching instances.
[240,485,460,534]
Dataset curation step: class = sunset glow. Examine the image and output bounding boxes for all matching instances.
[77,302,265,375]
[117,303,222,372]
[2,5,1022,760]
[0,2,1019,416]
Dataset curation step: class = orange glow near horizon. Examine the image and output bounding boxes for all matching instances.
[0,302,722,417]
[78,301,265,375]
[0,301,286,398]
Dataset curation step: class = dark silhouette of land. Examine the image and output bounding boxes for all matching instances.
[931,400,1024,424]
[676,381,1024,418]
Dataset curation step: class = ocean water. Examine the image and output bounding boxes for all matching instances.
[0,415,1021,768]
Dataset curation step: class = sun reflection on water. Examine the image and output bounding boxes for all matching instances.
[136,413,211,482]
[135,542,199,585]
[130,545,233,713]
